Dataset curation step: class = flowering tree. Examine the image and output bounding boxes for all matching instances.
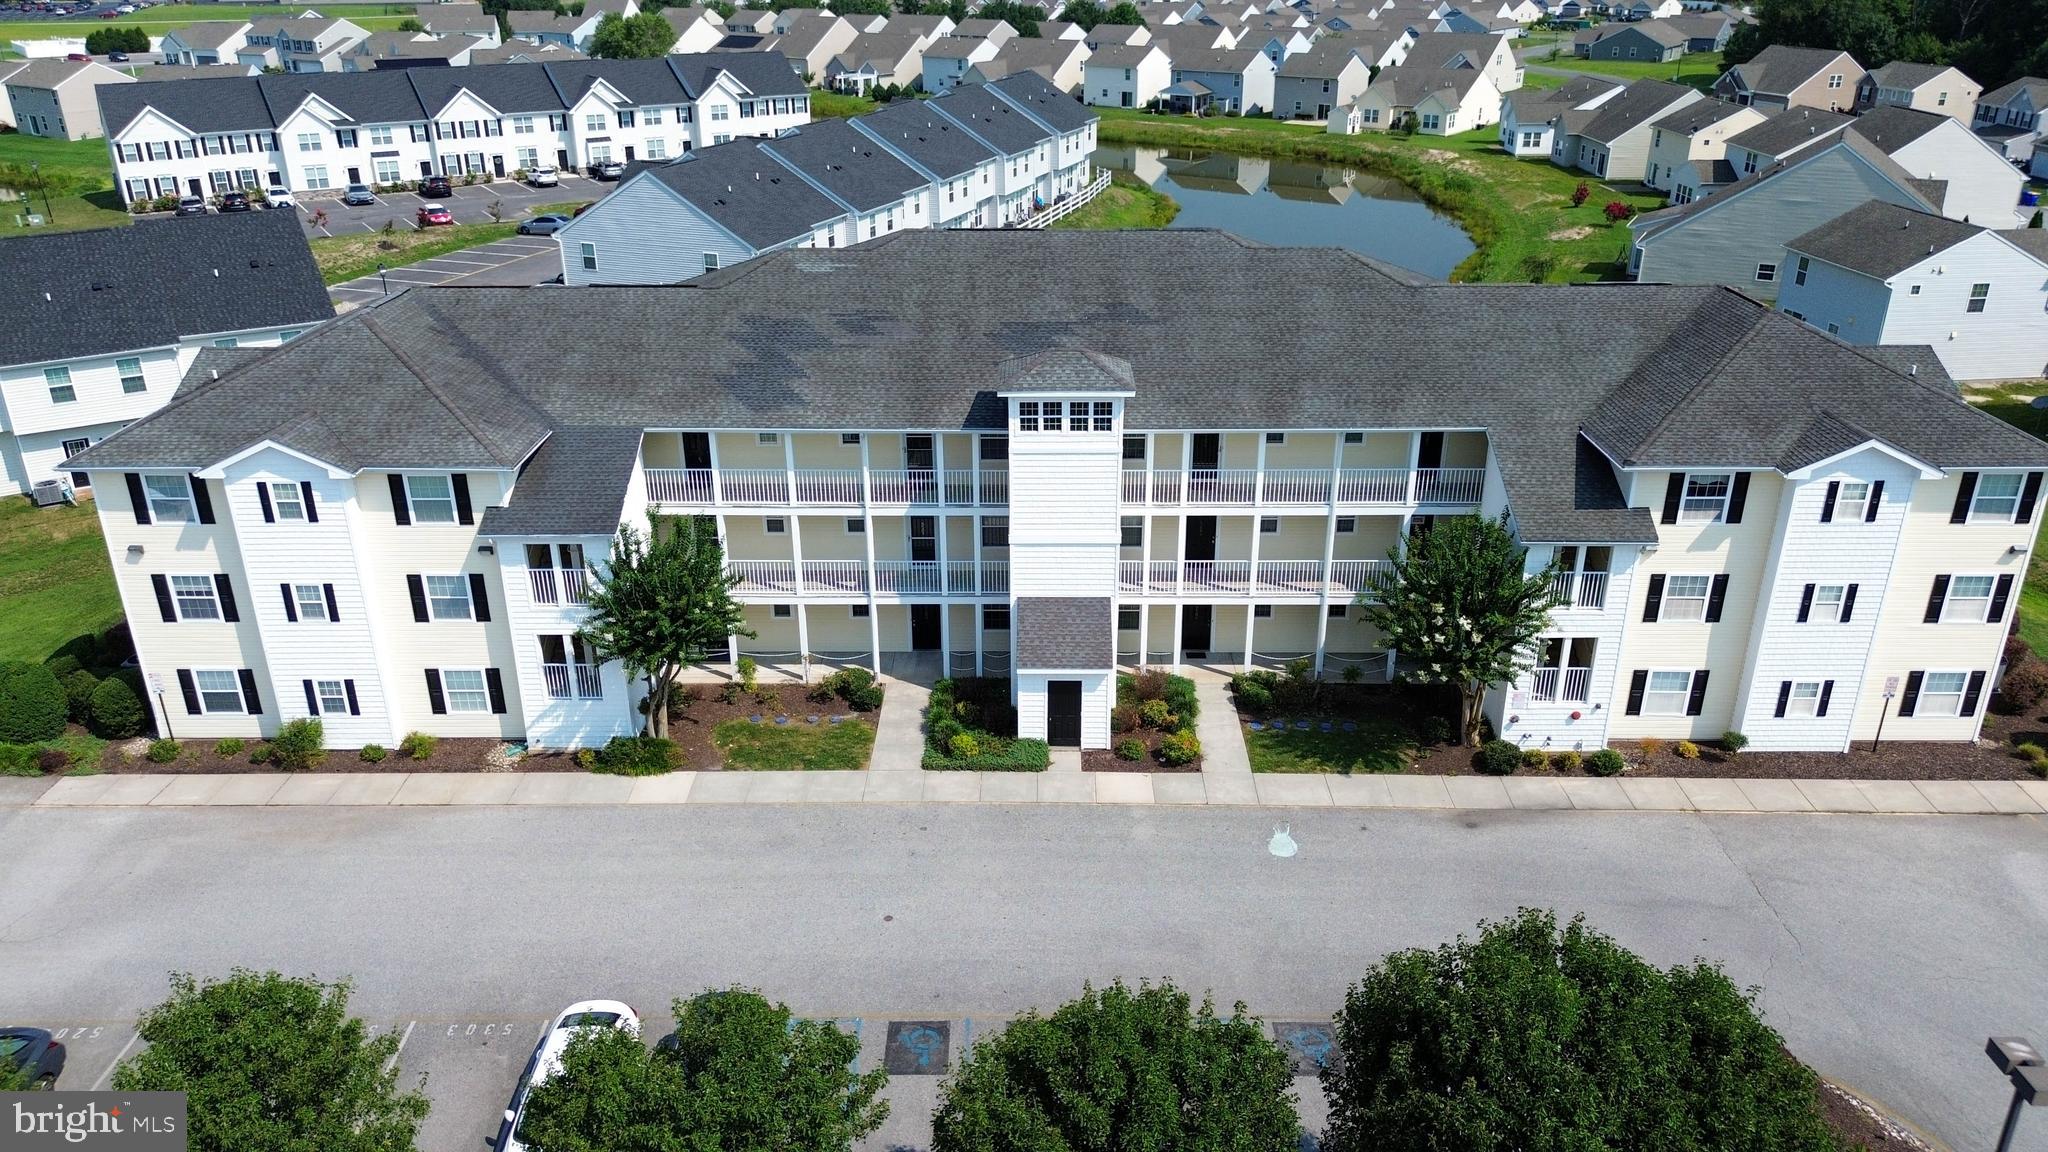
[578,516,751,737]
[1361,514,1562,745]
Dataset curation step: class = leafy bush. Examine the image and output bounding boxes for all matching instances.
[1115,738,1144,761]
[1322,910,1839,1152]
[146,738,181,764]
[2016,741,2045,759]
[574,748,596,769]
[37,747,69,774]
[1122,670,1197,731]
[1418,715,1453,746]
[1519,747,1547,769]
[1111,703,1141,732]
[0,663,68,743]
[736,655,758,692]
[1586,748,1626,776]
[1341,663,1364,684]
[269,719,326,771]
[1234,680,1273,713]
[1570,181,1590,206]
[251,742,277,764]
[1475,739,1519,776]
[1553,749,1582,773]
[399,731,437,761]
[1638,737,1664,757]
[1675,739,1701,760]
[1138,699,1174,729]
[932,980,1298,1151]
[924,678,1023,768]
[1993,660,2048,714]
[214,737,245,757]
[1130,668,1170,702]
[44,654,82,678]
[359,744,389,764]
[2030,759,2048,781]
[0,744,38,777]
[1602,200,1636,222]
[948,733,981,759]
[1158,730,1201,766]
[923,738,1050,772]
[1720,730,1749,754]
[62,670,100,724]
[89,676,146,738]
[593,735,680,776]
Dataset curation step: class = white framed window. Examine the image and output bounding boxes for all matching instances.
[374,158,401,184]
[982,516,1009,548]
[1917,670,1969,716]
[425,574,473,621]
[1810,583,1847,622]
[1754,262,1776,283]
[1092,402,1114,432]
[44,366,75,404]
[1679,473,1732,522]
[303,165,330,189]
[404,475,456,524]
[213,338,238,350]
[314,679,349,715]
[294,583,329,621]
[1343,431,1364,444]
[1642,669,1693,715]
[645,107,664,125]
[512,115,534,134]
[580,243,598,272]
[845,517,865,534]
[584,113,607,132]
[1943,575,1997,623]
[1972,473,2024,521]
[194,669,246,714]
[296,132,322,151]
[1118,605,1140,630]
[116,357,145,394]
[982,605,1009,630]
[171,574,221,620]
[1661,574,1711,622]
[1253,604,1273,618]
[1784,680,1822,718]
[850,604,870,618]
[771,604,792,618]
[1833,480,1870,521]
[646,139,666,160]
[1794,256,1809,285]
[755,432,778,445]
[1327,604,1347,618]
[1336,517,1355,533]
[370,126,394,145]
[704,251,720,273]
[442,668,491,712]
[143,474,196,522]
[270,481,306,521]
[1967,283,1989,314]
[1017,401,1040,432]
[764,517,786,534]
[1120,516,1142,548]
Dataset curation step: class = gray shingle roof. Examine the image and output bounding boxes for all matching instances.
[1577,79,1697,144]
[1649,98,1751,135]
[640,140,846,249]
[929,83,1053,153]
[1015,596,1114,669]
[1978,76,2046,106]
[164,20,251,51]
[478,426,644,536]
[1720,44,1854,97]
[1843,104,1947,155]
[1277,39,1362,79]
[70,230,2048,543]
[1087,42,1160,69]
[2002,229,2048,263]
[1723,105,1852,156]
[0,211,332,369]
[997,348,1134,392]
[989,71,1095,131]
[759,117,926,212]
[849,98,999,178]
[1785,200,1981,279]
[1865,60,1950,90]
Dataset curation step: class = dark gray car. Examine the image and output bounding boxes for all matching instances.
[1,1028,66,1089]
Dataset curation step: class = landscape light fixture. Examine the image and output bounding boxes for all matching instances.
[1988,1036,2047,1152]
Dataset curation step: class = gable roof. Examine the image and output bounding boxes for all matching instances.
[1576,79,1695,144]
[1277,38,1364,78]
[1721,44,1853,96]
[1864,60,1954,90]
[1785,200,1985,278]
[850,96,999,177]
[1087,42,1163,68]
[988,71,1095,131]
[760,117,926,212]
[929,81,1055,152]
[164,20,252,50]
[1979,76,2047,106]
[6,57,125,90]
[1649,96,1750,135]
[1723,105,1851,155]
[1843,103,1948,154]
[638,140,846,249]
[1633,130,1939,241]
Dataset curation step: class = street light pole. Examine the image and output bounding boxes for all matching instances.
[31,161,53,224]
[1988,1037,2046,1152]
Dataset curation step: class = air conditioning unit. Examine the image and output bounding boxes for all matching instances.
[31,478,73,508]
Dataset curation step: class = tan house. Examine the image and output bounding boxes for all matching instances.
[1330,65,1498,135]
[1713,44,1864,112]
[964,36,1092,95]
[1857,61,1979,121]
[660,6,725,53]
[1643,99,1766,198]
[5,58,133,140]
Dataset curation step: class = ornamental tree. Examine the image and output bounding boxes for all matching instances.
[589,10,680,57]
[578,516,751,738]
[1321,909,1840,1152]
[1360,512,1560,745]
[931,980,1300,1152]
[517,988,888,1152]
[111,970,428,1152]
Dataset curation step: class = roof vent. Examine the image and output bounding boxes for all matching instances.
[212,267,220,277]
[43,292,50,302]
[1909,363,1918,376]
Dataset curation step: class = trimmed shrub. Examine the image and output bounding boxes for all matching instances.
[1520,747,1548,769]
[1419,715,1454,746]
[1233,680,1273,713]
[736,655,758,692]
[2031,759,2048,781]
[1720,730,1749,754]
[146,738,181,764]
[1160,675,1198,730]
[823,666,883,711]
[1115,737,1144,761]
[1139,699,1174,729]
[1475,739,1519,776]
[88,676,146,739]
[214,737,245,757]
[922,738,1050,772]
[573,747,595,770]
[1587,748,1626,776]
[1570,180,1590,206]
[1675,739,1701,760]
[592,735,680,776]
[247,742,272,765]
[359,744,389,764]
[44,654,82,678]
[0,663,68,743]
[0,744,38,777]
[2016,741,2045,759]
[948,732,981,759]
[1637,737,1664,757]
[269,718,325,771]
[61,670,100,723]
[1158,730,1200,766]
[1994,660,2048,714]
[1553,749,1582,773]
[399,731,437,761]
[1111,703,1141,733]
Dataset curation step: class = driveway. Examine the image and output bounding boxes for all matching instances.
[327,234,564,307]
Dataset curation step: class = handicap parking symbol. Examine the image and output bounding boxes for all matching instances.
[885,1020,951,1075]
[1273,1022,1338,1076]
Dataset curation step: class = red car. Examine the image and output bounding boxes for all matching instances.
[415,203,453,227]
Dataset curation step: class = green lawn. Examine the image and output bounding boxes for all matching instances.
[1553,50,1725,92]
[0,133,130,235]
[1245,718,1415,774]
[713,716,875,770]
[1968,381,2048,655]
[2,3,417,40]
[808,88,878,119]
[0,497,121,667]
[1050,174,1178,229]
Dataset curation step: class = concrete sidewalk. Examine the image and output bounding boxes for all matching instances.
[8,770,2045,814]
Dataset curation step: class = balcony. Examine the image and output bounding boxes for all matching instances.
[1116,559,1391,596]
[1550,570,1609,611]
[528,567,589,606]
[541,663,604,700]
[1530,666,1591,703]
[645,467,1008,508]
[1119,467,1485,506]
[727,559,1010,596]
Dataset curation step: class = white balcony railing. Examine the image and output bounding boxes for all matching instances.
[1116,559,1390,597]
[793,469,863,504]
[1261,469,1334,504]
[718,468,791,504]
[874,561,945,594]
[645,467,712,504]
[979,559,1009,593]
[1415,467,1486,505]
[867,470,939,504]
[541,663,604,700]
[1120,467,1486,506]
[800,560,868,594]
[730,560,797,594]
[1336,468,1410,504]
[527,568,590,606]
[728,558,1008,596]
[1552,570,1609,610]
[650,466,1010,507]
[1530,666,1592,702]
[978,470,1009,505]
[650,464,1485,509]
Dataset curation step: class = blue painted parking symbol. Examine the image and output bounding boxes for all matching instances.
[885,1020,952,1074]
[1274,1022,1338,1075]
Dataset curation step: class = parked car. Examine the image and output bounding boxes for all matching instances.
[419,174,452,199]
[416,202,453,227]
[341,184,376,206]
[64,51,88,60]
[106,50,127,60]
[498,1002,639,1152]
[591,160,624,181]
[264,188,295,210]
[516,213,570,236]
[217,190,250,212]
[173,195,207,217]
[525,164,559,187]
[1,1028,66,1090]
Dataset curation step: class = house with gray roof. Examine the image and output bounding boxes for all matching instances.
[1971,76,2045,174]
[1274,38,1367,119]
[1165,46,1276,114]
[4,57,131,140]
[1712,43,1863,111]
[963,34,1092,93]
[1332,62,1493,134]
[1643,97,1764,197]
[1581,21,1684,63]
[1551,77,1699,181]
[160,21,253,67]
[1496,73,1622,157]
[1083,41,1171,107]
[823,30,930,93]
[234,16,372,74]
[1721,106,1851,180]
[1857,61,1978,121]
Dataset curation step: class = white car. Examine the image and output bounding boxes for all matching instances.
[263,189,295,210]
[526,165,559,187]
[498,1000,639,1152]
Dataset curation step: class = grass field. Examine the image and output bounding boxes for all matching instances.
[1093,108,1663,283]
[807,88,878,119]
[713,716,875,770]
[1968,381,2048,655]
[1245,718,1415,774]
[1050,174,1178,229]
[1523,48,1725,92]
[0,132,130,234]
[308,199,582,283]
[1,3,417,41]
[0,497,121,667]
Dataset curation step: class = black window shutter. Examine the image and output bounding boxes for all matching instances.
[279,583,297,622]
[302,679,319,715]
[257,482,275,523]
[425,669,447,714]
[301,480,319,523]
[2021,472,2044,525]
[486,667,507,714]
[1817,680,1834,717]
[1705,574,1729,623]
[177,669,201,714]
[1841,584,1858,621]
[1659,472,1685,524]
[1819,480,1838,523]
[1899,670,1923,716]
[323,584,340,622]
[1962,670,1986,717]
[1797,583,1815,622]
[453,474,474,525]
[151,574,176,622]
[214,573,238,623]
[469,572,491,622]
[191,476,215,524]
[1924,575,1950,623]
[1625,669,1647,715]
[407,575,429,622]
[125,473,151,525]
[1991,574,2014,623]
[1643,573,1666,622]
[344,679,360,716]
[1865,479,1883,522]
[1685,669,1710,716]
[238,668,262,715]
[1951,472,1978,523]
[1774,680,1791,717]
[389,474,412,526]
[1725,472,1750,524]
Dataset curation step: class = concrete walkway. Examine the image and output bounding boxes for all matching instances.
[869,677,930,773]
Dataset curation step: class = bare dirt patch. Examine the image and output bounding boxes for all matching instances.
[1547,225,1595,241]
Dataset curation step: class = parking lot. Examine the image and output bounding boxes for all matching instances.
[304,175,598,236]
[327,235,564,306]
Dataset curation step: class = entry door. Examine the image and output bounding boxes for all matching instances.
[346,166,361,184]
[911,604,941,650]
[1181,605,1213,656]
[187,177,203,196]
[908,516,937,562]
[682,432,712,470]
[1417,431,1445,470]
[556,148,571,169]
[62,437,90,490]
[1184,516,1217,561]
[492,155,506,177]
[1190,433,1221,501]
[623,146,635,162]
[1047,680,1082,746]
[905,434,935,501]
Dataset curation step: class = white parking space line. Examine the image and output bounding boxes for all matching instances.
[384,1019,416,1074]
[415,256,499,269]
[380,272,452,285]
[92,1032,140,1090]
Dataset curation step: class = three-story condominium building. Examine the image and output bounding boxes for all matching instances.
[67,231,2048,753]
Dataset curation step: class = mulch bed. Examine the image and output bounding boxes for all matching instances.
[665,682,873,771]
[1081,723,1202,774]
[97,734,578,774]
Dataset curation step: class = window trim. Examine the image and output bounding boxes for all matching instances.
[1754,261,1777,283]
[403,474,458,524]
[1660,574,1712,622]
[293,583,329,622]
[142,473,196,523]
[1641,668,1696,716]
[312,678,350,716]
[1970,472,2025,523]
[170,573,222,621]
[1783,679,1823,719]
[1677,472,1733,523]
[193,668,247,714]
[1916,669,1971,717]
[440,667,492,713]
[270,481,306,522]
[1941,574,1998,624]
[424,573,475,621]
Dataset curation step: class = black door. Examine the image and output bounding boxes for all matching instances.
[492,155,505,177]
[1191,433,1220,470]
[1185,516,1217,561]
[1047,680,1082,747]
[911,604,941,650]
[1182,606,1212,656]
[623,145,635,162]
[682,432,712,470]
[908,516,937,562]
[1417,431,1445,470]
[187,177,202,196]
[905,433,935,501]
[556,148,571,169]
[346,166,360,184]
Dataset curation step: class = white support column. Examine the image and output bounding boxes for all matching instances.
[1315,434,1343,677]
[1172,602,1184,675]
[708,433,724,507]
[1136,599,1149,672]
[1244,513,1262,672]
[782,431,797,508]
[1175,513,1186,597]
[795,603,811,682]
[1144,431,1156,505]
[974,602,984,676]
[1405,430,1422,505]
[935,438,952,595]
[788,511,807,670]
[1254,431,1267,506]
[971,433,981,506]
[939,601,951,676]
[859,437,880,675]
[716,512,737,667]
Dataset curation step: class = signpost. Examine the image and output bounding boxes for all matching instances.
[1870,675,1897,751]
[147,672,172,740]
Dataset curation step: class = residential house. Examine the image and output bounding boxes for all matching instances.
[964,35,1092,94]
[468,41,588,65]
[1642,97,1763,196]
[0,60,25,128]
[721,8,777,36]
[504,11,584,49]
[1971,76,2045,174]
[1777,201,2048,381]
[1857,61,1978,121]
[1496,73,1622,156]
[1275,38,1368,119]
[342,32,488,72]
[418,3,500,48]
[1662,11,1731,52]
[922,35,1004,93]
[1084,43,1170,107]
[1165,46,1277,114]
[160,21,253,67]
[6,59,133,140]
[1428,7,1522,37]
[1401,30,1520,92]
[1552,77,1699,180]
[1719,107,1852,185]
[739,11,860,81]
[1239,21,1318,64]
[825,31,929,93]
[882,13,959,43]
[67,228,2048,754]
[1036,19,1088,40]
[1583,21,1683,63]
[1323,27,1411,68]
[1845,104,2026,226]
[1332,63,1496,133]
[1084,22,1152,48]
[1712,44,1862,111]
[661,7,726,55]
[1620,0,1681,19]
[953,18,1021,45]
[235,17,372,74]
[0,212,332,497]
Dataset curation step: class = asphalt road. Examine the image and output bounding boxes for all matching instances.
[328,235,564,307]
[1,804,2043,1152]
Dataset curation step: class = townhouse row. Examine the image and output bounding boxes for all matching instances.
[68,229,2048,753]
